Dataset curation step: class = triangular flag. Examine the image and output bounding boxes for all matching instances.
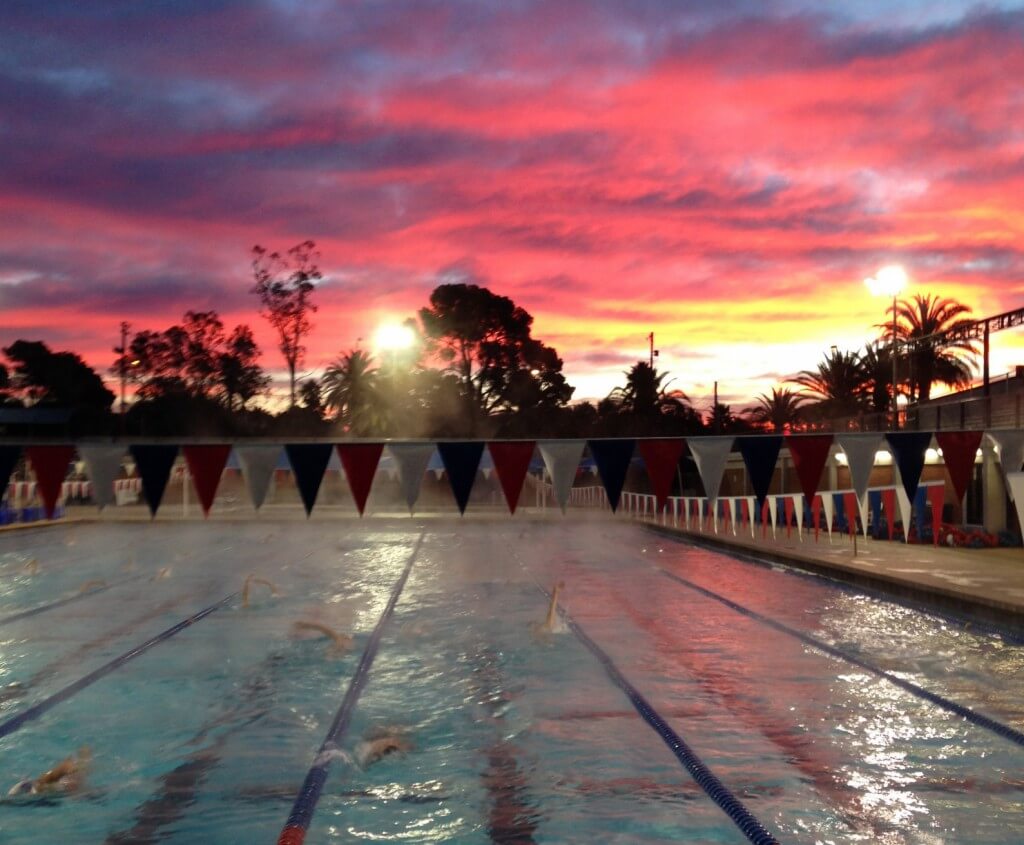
[1007,473,1024,535]
[488,441,535,515]
[843,491,859,537]
[736,436,782,507]
[26,445,75,519]
[437,442,484,515]
[688,437,733,506]
[927,484,945,545]
[638,439,686,512]
[337,443,383,516]
[129,445,178,517]
[78,445,124,510]
[285,443,332,517]
[811,494,822,541]
[987,430,1024,484]
[539,440,585,514]
[786,435,833,504]
[236,445,281,510]
[783,495,794,538]
[727,498,737,535]
[894,478,912,543]
[183,445,232,517]
[934,431,982,504]
[0,445,21,497]
[792,494,804,539]
[881,487,896,539]
[743,496,755,537]
[767,494,778,538]
[887,432,933,503]
[589,439,635,513]
[822,493,834,540]
[388,443,435,513]
[836,434,881,504]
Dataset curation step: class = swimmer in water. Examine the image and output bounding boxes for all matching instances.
[23,559,39,575]
[531,581,566,638]
[8,747,90,797]
[354,727,413,768]
[77,579,107,593]
[241,574,279,608]
[290,621,353,655]
[151,567,171,581]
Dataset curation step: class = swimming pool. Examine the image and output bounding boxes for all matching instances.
[0,518,1021,843]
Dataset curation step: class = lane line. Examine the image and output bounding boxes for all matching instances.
[658,567,1024,750]
[0,575,144,628]
[277,533,425,845]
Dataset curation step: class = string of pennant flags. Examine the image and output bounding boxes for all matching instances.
[0,431,1022,526]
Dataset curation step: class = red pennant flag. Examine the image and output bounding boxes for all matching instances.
[935,431,982,504]
[882,488,896,540]
[337,444,383,516]
[786,435,833,504]
[487,441,535,515]
[183,445,232,517]
[638,439,686,511]
[811,494,822,542]
[843,491,859,537]
[26,445,75,519]
[740,497,750,528]
[927,484,945,546]
[784,496,794,538]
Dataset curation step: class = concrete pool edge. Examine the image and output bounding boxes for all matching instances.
[643,522,1024,638]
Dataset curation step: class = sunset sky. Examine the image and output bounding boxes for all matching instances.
[1,1,1022,408]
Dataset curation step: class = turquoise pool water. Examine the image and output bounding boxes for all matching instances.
[0,519,1021,843]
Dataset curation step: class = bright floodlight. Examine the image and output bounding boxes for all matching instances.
[374,323,415,351]
[864,264,908,297]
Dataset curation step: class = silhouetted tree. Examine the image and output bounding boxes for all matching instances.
[858,343,895,415]
[322,349,386,436]
[219,326,269,411]
[4,340,114,409]
[746,387,808,432]
[881,293,977,402]
[298,378,324,416]
[251,241,320,408]
[791,348,867,421]
[706,402,752,434]
[419,283,573,416]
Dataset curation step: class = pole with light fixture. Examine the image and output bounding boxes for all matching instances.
[864,265,907,430]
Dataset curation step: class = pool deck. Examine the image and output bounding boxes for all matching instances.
[642,516,1024,636]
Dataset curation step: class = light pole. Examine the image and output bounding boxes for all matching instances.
[864,265,907,429]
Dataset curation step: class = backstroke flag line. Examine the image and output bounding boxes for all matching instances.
[737,435,782,507]
[388,443,435,513]
[78,445,125,510]
[539,440,585,513]
[285,444,333,517]
[26,445,76,519]
[130,444,179,517]
[987,431,1024,498]
[836,434,881,506]
[1008,473,1024,532]
[688,437,733,508]
[236,445,281,510]
[638,438,686,511]
[935,431,983,505]
[589,439,635,513]
[786,434,833,504]
[438,441,485,515]
[886,432,933,503]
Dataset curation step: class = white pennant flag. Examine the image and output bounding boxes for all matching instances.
[727,498,737,536]
[689,437,733,507]
[987,431,1024,498]
[78,445,125,510]
[746,496,756,538]
[894,477,913,543]
[822,493,834,542]
[388,443,435,513]
[236,445,281,510]
[1007,473,1024,532]
[837,434,882,505]
[538,440,585,514]
[767,495,778,538]
[792,494,804,541]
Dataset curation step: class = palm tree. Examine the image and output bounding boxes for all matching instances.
[881,294,977,402]
[746,387,808,432]
[858,343,894,415]
[790,348,868,421]
[606,361,690,418]
[321,349,385,435]
[706,402,751,434]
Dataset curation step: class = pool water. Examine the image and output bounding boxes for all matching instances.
[0,519,1021,843]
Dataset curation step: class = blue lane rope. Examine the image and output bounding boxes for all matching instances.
[277,533,425,845]
[535,583,781,845]
[0,574,144,628]
[0,591,238,740]
[658,568,1024,750]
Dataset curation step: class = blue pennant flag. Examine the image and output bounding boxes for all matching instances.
[588,439,635,513]
[736,436,782,507]
[886,432,932,503]
[286,443,333,517]
[913,486,928,538]
[437,442,485,514]
[868,489,883,534]
[130,445,179,517]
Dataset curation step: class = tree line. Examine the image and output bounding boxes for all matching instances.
[0,239,979,437]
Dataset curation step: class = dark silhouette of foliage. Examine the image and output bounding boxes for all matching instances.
[419,283,574,416]
[706,402,752,434]
[4,340,114,410]
[322,349,387,436]
[791,348,868,420]
[881,293,977,402]
[219,325,270,411]
[251,240,320,408]
[746,387,808,432]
